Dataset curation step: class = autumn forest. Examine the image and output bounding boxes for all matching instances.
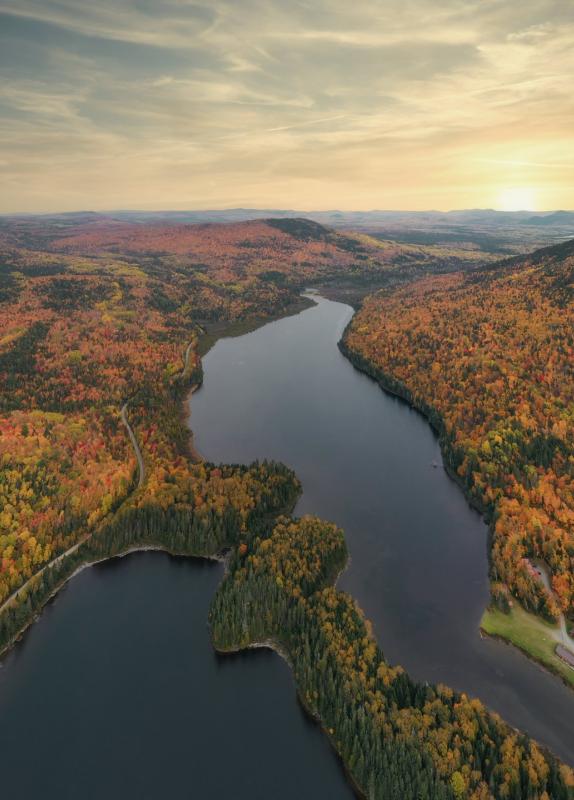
[1,212,574,798]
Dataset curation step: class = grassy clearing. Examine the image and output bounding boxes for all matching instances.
[481,604,574,688]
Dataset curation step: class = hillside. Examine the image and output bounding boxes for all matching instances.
[343,239,574,667]
[1,213,496,297]
[25,209,574,255]
[0,217,303,611]
[524,212,574,228]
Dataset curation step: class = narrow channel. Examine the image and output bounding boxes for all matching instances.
[190,294,574,765]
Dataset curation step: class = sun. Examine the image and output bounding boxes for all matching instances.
[496,187,537,212]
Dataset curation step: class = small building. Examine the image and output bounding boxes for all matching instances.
[556,645,574,669]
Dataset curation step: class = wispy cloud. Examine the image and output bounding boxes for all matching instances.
[265,115,348,133]
[476,158,574,170]
[0,0,572,211]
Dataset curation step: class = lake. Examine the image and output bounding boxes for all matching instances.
[0,553,353,799]
[191,294,574,765]
[1,292,573,800]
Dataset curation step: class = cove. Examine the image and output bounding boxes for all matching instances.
[0,552,353,798]
[190,294,574,766]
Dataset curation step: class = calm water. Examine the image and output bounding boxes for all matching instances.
[0,554,353,799]
[2,295,574,800]
[191,294,574,765]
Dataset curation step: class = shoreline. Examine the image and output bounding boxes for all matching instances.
[195,294,316,358]
[182,383,204,463]
[0,543,227,662]
[214,636,365,798]
[338,334,491,521]
[480,608,574,690]
[2,289,572,795]
[0,398,144,623]
[0,293,315,663]
[480,624,574,690]
[182,293,317,465]
[338,327,574,695]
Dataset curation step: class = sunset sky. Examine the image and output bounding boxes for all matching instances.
[1,0,573,213]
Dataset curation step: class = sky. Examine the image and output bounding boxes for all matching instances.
[0,0,573,213]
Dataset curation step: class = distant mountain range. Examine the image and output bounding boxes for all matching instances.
[3,207,574,256]
[97,207,574,228]
[521,210,574,226]
[94,208,574,254]
[4,208,574,229]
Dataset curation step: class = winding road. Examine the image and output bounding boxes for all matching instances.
[0,536,88,618]
[534,561,574,654]
[0,400,146,620]
[121,402,145,489]
[183,340,194,374]
[0,332,199,624]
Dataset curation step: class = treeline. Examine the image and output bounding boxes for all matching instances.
[3,476,572,797]
[0,460,299,656]
[343,241,574,628]
[0,225,297,602]
[211,516,574,800]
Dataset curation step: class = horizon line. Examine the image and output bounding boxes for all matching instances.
[2,206,574,218]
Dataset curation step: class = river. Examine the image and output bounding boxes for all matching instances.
[190,294,574,765]
[1,293,573,799]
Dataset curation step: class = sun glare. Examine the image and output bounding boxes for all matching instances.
[496,187,537,212]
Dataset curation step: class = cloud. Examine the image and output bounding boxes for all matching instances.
[0,1,218,48]
[0,0,572,211]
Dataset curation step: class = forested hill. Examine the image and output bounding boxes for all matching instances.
[0,213,496,296]
[506,235,574,266]
[344,237,574,664]
[478,236,574,282]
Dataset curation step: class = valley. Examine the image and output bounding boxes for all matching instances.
[0,213,573,798]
